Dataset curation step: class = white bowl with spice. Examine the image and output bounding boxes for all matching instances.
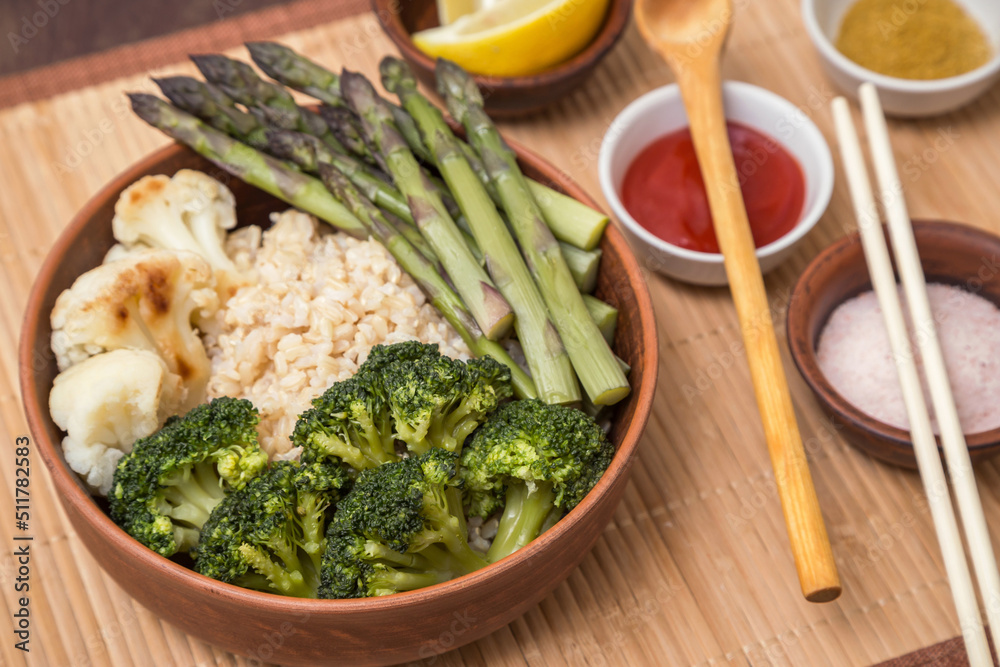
[802,0,1000,117]
[598,81,834,286]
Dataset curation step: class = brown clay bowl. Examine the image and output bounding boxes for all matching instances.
[19,135,657,666]
[786,219,1000,469]
[371,0,633,117]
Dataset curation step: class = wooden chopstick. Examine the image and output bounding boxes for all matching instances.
[831,94,993,667]
[858,82,1000,656]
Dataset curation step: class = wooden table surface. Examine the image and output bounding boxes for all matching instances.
[2,0,1000,665]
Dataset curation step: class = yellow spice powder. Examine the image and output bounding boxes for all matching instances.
[835,0,993,80]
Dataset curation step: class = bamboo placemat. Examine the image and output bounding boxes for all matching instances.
[3,1,1000,665]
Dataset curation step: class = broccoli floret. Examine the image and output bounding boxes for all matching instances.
[460,400,614,563]
[355,340,441,382]
[321,531,463,598]
[292,341,511,473]
[109,397,268,557]
[291,376,395,471]
[319,449,487,598]
[383,353,512,455]
[194,460,350,598]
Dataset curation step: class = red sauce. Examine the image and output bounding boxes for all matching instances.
[621,121,805,254]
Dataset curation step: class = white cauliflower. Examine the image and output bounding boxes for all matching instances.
[49,349,185,495]
[112,169,250,299]
[103,242,150,264]
[50,248,218,410]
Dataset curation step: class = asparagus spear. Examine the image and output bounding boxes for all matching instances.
[459,143,609,251]
[319,164,536,399]
[528,183,608,251]
[321,101,467,226]
[317,104,378,167]
[340,70,514,341]
[560,243,602,293]
[266,129,412,223]
[438,61,629,405]
[245,41,609,249]
[265,130,440,270]
[191,54,360,161]
[582,294,617,345]
[128,94,367,239]
[154,77,485,268]
[153,76,268,147]
[243,47,495,210]
[246,41,434,164]
[155,76,417,225]
[263,130,483,273]
[382,57,580,405]
[264,129,490,269]
[129,94,535,399]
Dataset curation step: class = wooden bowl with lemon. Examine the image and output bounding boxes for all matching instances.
[373,0,632,116]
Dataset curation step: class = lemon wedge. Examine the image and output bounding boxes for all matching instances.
[414,0,610,77]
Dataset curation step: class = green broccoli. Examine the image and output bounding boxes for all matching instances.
[355,340,441,381]
[194,460,350,598]
[109,397,268,557]
[292,341,511,472]
[290,342,438,471]
[319,449,487,598]
[460,400,614,563]
[292,376,396,471]
[382,352,513,455]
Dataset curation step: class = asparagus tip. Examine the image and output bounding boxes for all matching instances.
[189,53,219,70]
[244,41,276,54]
[263,128,288,153]
[152,78,181,105]
[339,70,376,108]
[152,75,196,99]
[265,129,318,168]
[128,92,160,117]
[318,162,348,193]
[245,41,287,67]
[191,53,253,87]
[316,161,335,179]
[435,59,483,121]
[151,78,174,98]
[318,103,349,125]
[379,56,415,95]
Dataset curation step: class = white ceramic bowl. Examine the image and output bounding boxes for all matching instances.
[802,0,1000,117]
[598,81,834,286]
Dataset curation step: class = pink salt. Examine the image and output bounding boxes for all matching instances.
[816,283,1000,435]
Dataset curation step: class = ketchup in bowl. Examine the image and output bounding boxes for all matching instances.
[621,122,804,254]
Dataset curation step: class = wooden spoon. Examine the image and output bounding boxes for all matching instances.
[635,0,841,602]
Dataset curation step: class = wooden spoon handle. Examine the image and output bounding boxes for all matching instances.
[675,62,841,602]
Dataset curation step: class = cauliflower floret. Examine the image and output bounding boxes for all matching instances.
[50,248,218,409]
[49,349,185,496]
[103,242,150,264]
[112,169,250,299]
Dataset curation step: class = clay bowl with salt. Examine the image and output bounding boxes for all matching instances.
[787,219,1000,469]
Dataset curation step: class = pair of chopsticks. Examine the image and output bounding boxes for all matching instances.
[832,84,1000,666]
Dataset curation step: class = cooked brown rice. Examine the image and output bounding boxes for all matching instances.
[203,209,469,457]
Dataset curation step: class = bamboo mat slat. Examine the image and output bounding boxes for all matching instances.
[3,1,1000,665]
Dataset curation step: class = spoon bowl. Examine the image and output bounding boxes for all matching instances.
[635,0,731,49]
